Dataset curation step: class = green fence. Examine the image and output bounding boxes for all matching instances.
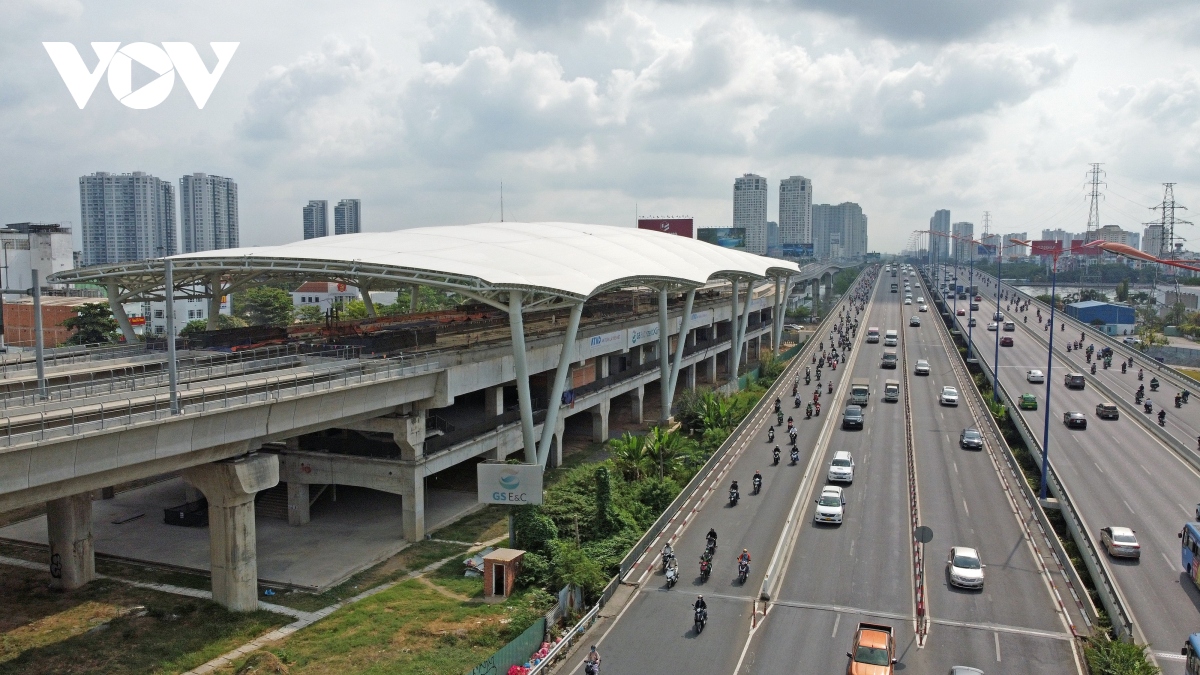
[467,617,546,675]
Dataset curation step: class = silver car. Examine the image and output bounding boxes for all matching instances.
[915,359,931,375]
[947,546,985,589]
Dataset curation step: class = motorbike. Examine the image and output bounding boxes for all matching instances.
[1185,390,1192,404]
[585,661,600,675]
[773,448,780,465]
[1066,344,1071,352]
[1159,410,1167,426]
[1121,363,1127,374]
[794,395,801,408]
[789,429,798,446]
[1145,400,1154,414]
[1136,392,1144,405]
[814,403,821,417]
[1138,370,1144,381]
[828,382,833,394]
[705,536,717,557]
[729,489,739,506]
[661,550,675,572]
[767,427,774,442]
[1151,378,1160,391]
[1091,363,1096,375]
[665,563,678,588]
[694,606,707,633]
[1176,396,1183,409]
[774,400,781,414]
[805,375,811,385]
[790,448,800,464]
[806,405,813,419]
[737,561,750,584]
[753,477,762,495]
[699,558,711,582]
[777,412,784,426]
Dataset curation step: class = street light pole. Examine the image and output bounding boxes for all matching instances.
[993,246,1002,403]
[967,243,976,361]
[1039,254,1060,501]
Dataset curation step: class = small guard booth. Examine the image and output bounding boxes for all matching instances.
[483,548,525,602]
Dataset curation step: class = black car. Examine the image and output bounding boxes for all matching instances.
[1063,411,1088,429]
[959,428,984,450]
[842,405,865,430]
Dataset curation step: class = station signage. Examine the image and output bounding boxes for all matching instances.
[478,462,543,505]
[575,330,624,360]
[689,310,713,326]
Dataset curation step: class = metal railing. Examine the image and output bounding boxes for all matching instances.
[0,342,152,377]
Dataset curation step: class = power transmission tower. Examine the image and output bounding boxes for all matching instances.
[982,211,992,260]
[1150,183,1193,303]
[1082,163,1106,283]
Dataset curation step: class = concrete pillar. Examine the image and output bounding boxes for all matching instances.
[485,386,505,418]
[47,493,94,590]
[287,482,310,526]
[182,453,279,612]
[591,398,610,443]
[184,484,203,503]
[631,384,644,424]
[685,363,696,390]
[825,273,833,300]
[551,416,566,467]
[598,356,610,379]
[707,354,717,383]
[207,273,223,331]
[360,286,377,318]
[409,284,419,313]
[400,465,425,541]
[106,280,136,343]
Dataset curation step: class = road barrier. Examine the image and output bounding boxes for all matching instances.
[898,291,927,641]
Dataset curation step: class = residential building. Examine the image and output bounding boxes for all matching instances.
[79,171,176,265]
[0,222,75,296]
[733,174,768,254]
[123,293,232,337]
[778,176,812,245]
[1041,229,1081,244]
[335,199,361,235]
[1143,223,1164,257]
[179,173,239,253]
[813,202,868,260]
[952,221,974,260]
[303,200,328,239]
[1094,224,1140,254]
[767,221,780,252]
[291,281,360,314]
[930,209,950,259]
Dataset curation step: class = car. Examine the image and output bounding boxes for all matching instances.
[1064,372,1086,389]
[1018,393,1038,410]
[828,451,855,482]
[1003,321,1016,331]
[1100,526,1141,559]
[847,623,896,675]
[1123,337,1143,346]
[968,318,977,327]
[946,546,985,589]
[814,486,846,524]
[1096,402,1119,420]
[842,405,865,430]
[914,359,931,375]
[970,302,980,311]
[917,296,925,304]
[974,295,982,302]
[940,386,959,406]
[950,669,985,675]
[993,311,1004,321]
[1026,369,1045,383]
[909,316,921,327]
[987,322,998,331]
[919,304,928,312]
[1063,411,1088,429]
[1000,336,1014,347]
[959,428,983,450]
[904,298,912,305]
[956,308,966,316]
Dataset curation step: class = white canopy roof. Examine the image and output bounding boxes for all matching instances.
[54,222,802,307]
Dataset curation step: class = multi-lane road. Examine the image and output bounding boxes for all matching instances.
[939,265,1200,672]
[569,267,1080,674]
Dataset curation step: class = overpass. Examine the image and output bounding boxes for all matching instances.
[9,223,801,611]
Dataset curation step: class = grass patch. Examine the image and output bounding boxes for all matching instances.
[0,561,283,675]
[431,505,508,544]
[428,555,485,599]
[233,579,553,675]
[1179,367,1200,381]
[267,541,469,613]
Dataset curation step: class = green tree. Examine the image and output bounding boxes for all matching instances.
[1164,302,1189,327]
[339,299,369,320]
[1079,288,1108,302]
[179,314,249,336]
[550,540,608,596]
[607,432,647,481]
[293,305,324,325]
[512,505,558,553]
[61,303,119,345]
[1115,279,1129,302]
[644,426,686,479]
[594,466,615,535]
[235,287,294,326]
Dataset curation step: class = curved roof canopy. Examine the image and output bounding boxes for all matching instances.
[53,222,802,310]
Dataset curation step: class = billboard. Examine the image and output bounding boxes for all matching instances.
[780,243,814,258]
[478,462,543,505]
[698,227,746,249]
[1030,240,1064,255]
[638,218,694,238]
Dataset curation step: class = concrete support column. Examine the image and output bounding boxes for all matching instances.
[825,273,833,300]
[551,416,566,467]
[485,386,505,419]
[409,284,419,314]
[47,493,94,590]
[182,454,279,612]
[598,356,610,379]
[207,273,222,331]
[400,465,425,541]
[707,354,717,382]
[631,385,644,424]
[591,398,610,443]
[685,363,696,390]
[360,286,377,318]
[287,482,310,526]
[106,280,136,343]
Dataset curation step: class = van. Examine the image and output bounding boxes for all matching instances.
[1003,321,1016,332]
[866,327,880,343]
[1064,372,1086,390]
[884,329,898,346]
[850,378,870,406]
[881,350,898,369]
[883,379,900,402]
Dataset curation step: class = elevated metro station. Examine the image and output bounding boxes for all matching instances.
[0,222,842,610]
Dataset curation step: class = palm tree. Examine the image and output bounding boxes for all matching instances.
[608,433,647,481]
[645,426,686,479]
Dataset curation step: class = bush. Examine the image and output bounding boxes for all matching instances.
[513,506,558,554]
[550,541,608,597]
[516,551,552,589]
[1083,633,1159,675]
[634,477,678,515]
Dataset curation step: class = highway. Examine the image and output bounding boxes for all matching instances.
[564,271,878,675]
[739,269,1076,674]
[938,264,1200,672]
[571,267,1079,674]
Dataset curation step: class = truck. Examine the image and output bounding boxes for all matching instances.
[849,378,870,406]
[881,350,898,369]
[847,622,896,674]
[883,379,900,402]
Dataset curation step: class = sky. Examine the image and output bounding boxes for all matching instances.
[2,0,1199,254]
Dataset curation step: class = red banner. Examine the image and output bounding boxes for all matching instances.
[638,218,694,238]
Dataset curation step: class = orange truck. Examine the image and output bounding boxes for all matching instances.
[846,622,896,675]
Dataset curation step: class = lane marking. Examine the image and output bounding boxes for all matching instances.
[995,631,1002,662]
[831,613,841,638]
[1181,504,1194,519]
[1122,499,1134,514]
[1139,463,1151,476]
[1162,552,1174,570]
[962,498,970,516]
[1094,461,1104,474]
[1155,651,1186,662]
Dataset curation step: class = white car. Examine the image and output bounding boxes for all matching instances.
[914,359,931,375]
[918,303,928,312]
[1026,369,1045,383]
[827,451,855,483]
[987,322,998,331]
[904,298,912,305]
[813,486,846,525]
[940,386,959,406]
[917,296,925,304]
[947,546,985,589]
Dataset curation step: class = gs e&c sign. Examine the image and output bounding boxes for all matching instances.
[477,462,543,505]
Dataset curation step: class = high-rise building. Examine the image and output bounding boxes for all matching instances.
[1143,223,1164,256]
[812,202,868,259]
[303,200,328,240]
[0,223,74,294]
[778,176,812,245]
[951,221,974,260]
[767,221,780,251]
[733,174,768,254]
[79,171,176,266]
[179,173,239,253]
[334,199,361,235]
[930,209,950,259]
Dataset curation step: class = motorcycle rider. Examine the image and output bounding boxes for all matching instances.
[661,542,674,567]
[1159,409,1167,425]
[767,426,775,442]
[737,549,751,565]
[695,594,708,612]
[773,446,780,464]
[585,646,601,674]
[753,471,763,493]
[806,403,813,419]
[828,381,833,394]
[1138,368,1143,381]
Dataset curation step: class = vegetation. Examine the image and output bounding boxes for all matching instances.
[1083,633,1160,675]
[234,287,295,327]
[292,305,324,325]
[61,303,119,345]
[179,314,249,336]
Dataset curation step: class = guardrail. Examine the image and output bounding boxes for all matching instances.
[925,269,1135,641]
[0,342,151,377]
[898,293,927,639]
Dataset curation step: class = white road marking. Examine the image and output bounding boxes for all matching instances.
[831,613,841,638]
[1162,552,1174,570]
[1155,651,1186,662]
[1139,463,1151,476]
[1094,461,1104,474]
[995,631,1002,662]
[1182,504,1194,519]
[1123,499,1134,514]
[963,499,970,516]
[953,461,958,474]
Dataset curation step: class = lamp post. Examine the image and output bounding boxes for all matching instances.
[967,241,976,361]
[993,243,1002,403]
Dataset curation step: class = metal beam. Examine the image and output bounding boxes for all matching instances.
[664,288,696,414]
[657,287,672,424]
[730,278,753,383]
[536,302,585,466]
[106,280,137,342]
[771,277,781,355]
[360,283,376,318]
[728,278,741,384]
[507,291,538,464]
[165,259,179,415]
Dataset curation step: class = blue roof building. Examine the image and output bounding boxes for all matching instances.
[1065,300,1136,335]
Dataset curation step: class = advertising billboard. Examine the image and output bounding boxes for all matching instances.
[780,243,814,258]
[698,228,747,249]
[638,218,694,238]
[477,462,543,505]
